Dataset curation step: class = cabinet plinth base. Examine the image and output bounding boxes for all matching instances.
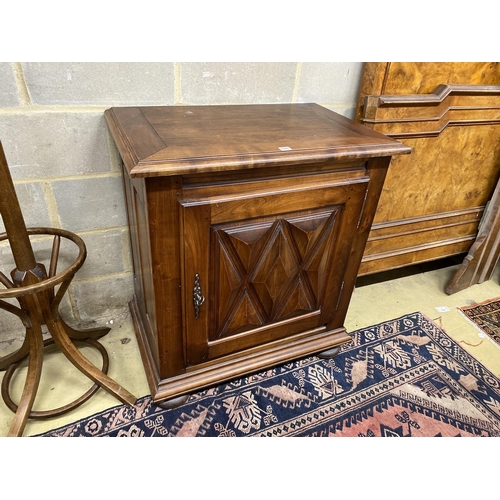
[130,297,352,405]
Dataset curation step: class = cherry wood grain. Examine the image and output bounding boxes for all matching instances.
[106,103,409,405]
[106,103,409,177]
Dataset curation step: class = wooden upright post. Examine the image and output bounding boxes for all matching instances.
[0,141,37,273]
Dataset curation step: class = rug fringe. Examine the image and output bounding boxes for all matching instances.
[457,308,500,351]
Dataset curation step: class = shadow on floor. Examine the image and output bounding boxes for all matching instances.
[355,255,465,288]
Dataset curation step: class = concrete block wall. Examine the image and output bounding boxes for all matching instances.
[0,61,364,338]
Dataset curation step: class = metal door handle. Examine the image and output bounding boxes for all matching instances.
[193,273,205,319]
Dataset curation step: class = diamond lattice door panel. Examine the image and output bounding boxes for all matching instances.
[213,208,339,339]
[181,178,369,365]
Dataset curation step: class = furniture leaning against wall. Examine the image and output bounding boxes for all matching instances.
[105,103,410,408]
[355,62,500,293]
[0,141,137,437]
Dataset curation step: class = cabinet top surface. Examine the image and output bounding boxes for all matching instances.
[105,103,410,177]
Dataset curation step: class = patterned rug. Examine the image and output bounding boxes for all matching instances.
[37,312,500,437]
[459,297,500,346]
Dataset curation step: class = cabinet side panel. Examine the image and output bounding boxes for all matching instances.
[146,176,185,377]
[335,156,391,326]
[122,167,160,368]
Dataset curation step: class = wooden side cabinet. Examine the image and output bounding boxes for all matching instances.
[105,103,410,406]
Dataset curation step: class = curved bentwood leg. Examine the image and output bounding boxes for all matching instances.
[2,337,110,420]
[4,295,44,437]
[38,291,137,407]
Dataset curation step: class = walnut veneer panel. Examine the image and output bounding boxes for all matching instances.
[356,65,500,277]
[355,62,500,122]
[374,126,500,220]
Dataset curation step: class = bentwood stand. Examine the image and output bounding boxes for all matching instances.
[0,141,137,437]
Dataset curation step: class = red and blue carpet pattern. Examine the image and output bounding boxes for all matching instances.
[459,296,500,346]
[38,312,500,437]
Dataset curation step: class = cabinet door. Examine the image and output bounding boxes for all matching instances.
[181,177,368,365]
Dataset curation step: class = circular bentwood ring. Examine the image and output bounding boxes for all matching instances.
[0,226,111,420]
